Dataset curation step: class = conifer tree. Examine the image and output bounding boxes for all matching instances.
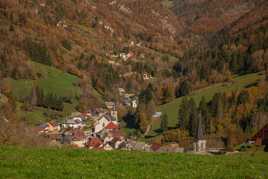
[161,113,168,132]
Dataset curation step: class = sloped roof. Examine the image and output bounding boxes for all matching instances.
[87,137,103,149]
[105,122,119,130]
[252,124,268,140]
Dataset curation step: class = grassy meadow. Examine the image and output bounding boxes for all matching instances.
[158,72,265,129]
[8,62,81,100]
[0,146,267,179]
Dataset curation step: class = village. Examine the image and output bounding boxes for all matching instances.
[36,87,152,151]
[36,86,268,154]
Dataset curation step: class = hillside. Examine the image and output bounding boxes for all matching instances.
[0,0,267,153]
[158,72,265,128]
[0,146,268,178]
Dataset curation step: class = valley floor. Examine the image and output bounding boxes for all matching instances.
[0,146,267,178]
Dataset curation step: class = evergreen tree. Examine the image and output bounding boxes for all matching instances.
[178,98,190,129]
[199,97,211,134]
[196,112,204,140]
[139,84,154,104]
[210,93,224,119]
[161,113,168,132]
[189,98,198,137]
[175,80,191,98]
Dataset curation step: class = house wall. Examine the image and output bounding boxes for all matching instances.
[94,117,109,133]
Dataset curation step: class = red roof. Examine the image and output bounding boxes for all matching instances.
[86,137,103,149]
[72,129,85,141]
[105,122,119,130]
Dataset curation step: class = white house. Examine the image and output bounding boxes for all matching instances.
[62,117,85,129]
[193,140,207,152]
[118,88,126,96]
[131,99,138,108]
[93,115,111,134]
[71,139,87,148]
[152,112,162,119]
[143,73,153,80]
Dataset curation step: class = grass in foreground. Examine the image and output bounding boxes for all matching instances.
[158,72,265,129]
[0,146,267,179]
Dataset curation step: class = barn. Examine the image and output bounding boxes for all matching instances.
[251,124,268,146]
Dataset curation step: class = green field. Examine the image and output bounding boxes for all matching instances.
[158,72,265,129]
[0,146,267,178]
[3,62,82,124]
[7,62,81,100]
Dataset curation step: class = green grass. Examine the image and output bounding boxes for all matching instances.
[4,62,104,124]
[0,146,267,179]
[4,62,83,124]
[158,72,265,129]
[7,62,81,100]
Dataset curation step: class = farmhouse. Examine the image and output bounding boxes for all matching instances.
[37,122,60,134]
[251,124,268,145]
[86,137,103,150]
[62,117,85,129]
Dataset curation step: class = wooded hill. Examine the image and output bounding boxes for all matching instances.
[0,0,267,147]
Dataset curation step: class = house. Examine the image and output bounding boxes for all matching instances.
[103,143,113,151]
[127,140,150,151]
[86,137,103,150]
[118,88,126,96]
[119,52,134,61]
[105,101,116,110]
[105,121,119,132]
[93,115,111,134]
[40,3,46,7]
[143,73,152,80]
[71,128,86,141]
[132,99,138,108]
[157,143,184,153]
[152,112,162,119]
[115,139,127,149]
[251,124,268,146]
[37,122,60,134]
[62,117,85,129]
[126,52,134,60]
[120,53,128,61]
[60,132,72,145]
[56,20,68,28]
